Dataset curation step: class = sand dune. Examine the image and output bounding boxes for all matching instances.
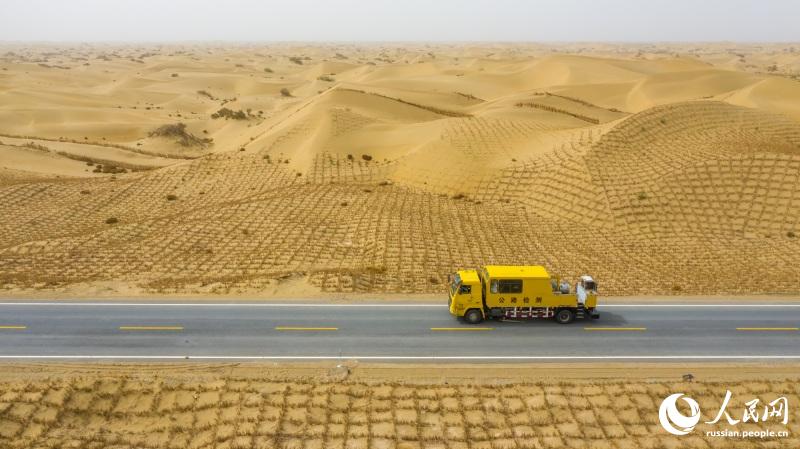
[726,76,800,120]
[0,43,799,296]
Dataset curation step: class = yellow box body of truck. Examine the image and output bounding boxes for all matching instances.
[448,265,598,324]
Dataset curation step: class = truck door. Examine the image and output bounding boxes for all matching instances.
[459,284,478,305]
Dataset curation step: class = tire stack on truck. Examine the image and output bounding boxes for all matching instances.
[448,265,599,324]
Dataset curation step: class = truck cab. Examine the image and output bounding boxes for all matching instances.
[448,265,599,324]
[448,269,482,317]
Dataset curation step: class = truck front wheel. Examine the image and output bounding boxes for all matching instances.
[464,309,483,324]
[555,308,575,324]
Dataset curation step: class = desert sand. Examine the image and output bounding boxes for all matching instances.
[0,362,798,448]
[1,43,800,296]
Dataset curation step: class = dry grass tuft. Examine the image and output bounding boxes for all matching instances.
[148,123,213,148]
[210,108,250,120]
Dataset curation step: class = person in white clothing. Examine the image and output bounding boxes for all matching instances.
[576,280,587,306]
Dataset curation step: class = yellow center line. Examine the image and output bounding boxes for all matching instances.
[0,325,26,330]
[737,327,799,331]
[119,326,184,331]
[584,327,647,331]
[431,327,494,331]
[275,327,338,331]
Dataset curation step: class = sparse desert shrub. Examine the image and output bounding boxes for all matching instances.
[339,87,471,117]
[455,92,483,101]
[347,154,354,160]
[93,164,126,174]
[105,217,119,225]
[264,67,273,73]
[515,101,599,124]
[317,75,335,82]
[280,88,292,97]
[289,56,303,65]
[211,108,249,120]
[788,231,796,238]
[452,193,466,200]
[23,142,51,152]
[361,154,372,161]
[166,194,178,201]
[637,191,648,200]
[171,73,178,77]
[197,90,216,100]
[148,123,213,148]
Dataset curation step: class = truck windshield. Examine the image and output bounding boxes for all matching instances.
[450,273,462,296]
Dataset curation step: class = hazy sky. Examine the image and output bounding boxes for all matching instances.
[0,0,797,42]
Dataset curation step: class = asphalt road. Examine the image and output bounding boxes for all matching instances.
[0,301,799,361]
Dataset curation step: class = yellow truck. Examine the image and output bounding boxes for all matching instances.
[448,265,599,324]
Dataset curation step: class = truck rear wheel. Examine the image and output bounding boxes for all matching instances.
[464,309,483,324]
[555,308,575,324]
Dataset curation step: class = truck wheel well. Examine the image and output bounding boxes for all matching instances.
[464,308,484,324]
[554,308,576,324]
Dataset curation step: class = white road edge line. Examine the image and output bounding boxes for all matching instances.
[601,304,800,307]
[1,303,800,307]
[1,355,800,360]
[0,303,446,307]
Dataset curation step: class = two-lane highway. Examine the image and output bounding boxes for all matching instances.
[0,301,798,361]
